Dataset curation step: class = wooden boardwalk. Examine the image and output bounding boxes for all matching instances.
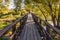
[0,13,59,40]
[17,14,42,40]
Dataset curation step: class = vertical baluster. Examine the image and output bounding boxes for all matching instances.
[46,21,50,40]
[39,20,46,40]
[12,24,16,40]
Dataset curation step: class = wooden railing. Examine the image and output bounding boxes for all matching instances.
[32,13,60,40]
[0,14,28,40]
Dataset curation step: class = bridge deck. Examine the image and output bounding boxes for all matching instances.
[17,14,42,40]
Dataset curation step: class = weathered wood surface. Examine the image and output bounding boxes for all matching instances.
[17,14,42,40]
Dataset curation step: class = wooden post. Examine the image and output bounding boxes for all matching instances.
[39,20,46,40]
[12,24,16,40]
[46,29,50,40]
[46,21,50,40]
[39,20,42,24]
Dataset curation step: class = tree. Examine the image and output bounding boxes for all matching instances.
[14,0,21,11]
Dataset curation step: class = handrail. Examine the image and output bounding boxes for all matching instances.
[0,14,28,37]
[32,13,60,40]
[32,13,53,40]
[32,13,60,35]
[38,22,53,40]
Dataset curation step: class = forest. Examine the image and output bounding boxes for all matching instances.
[0,0,60,40]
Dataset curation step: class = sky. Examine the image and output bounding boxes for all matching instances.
[21,0,25,9]
[8,0,25,9]
[8,0,15,9]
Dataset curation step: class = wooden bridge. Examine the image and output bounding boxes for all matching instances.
[0,13,60,40]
